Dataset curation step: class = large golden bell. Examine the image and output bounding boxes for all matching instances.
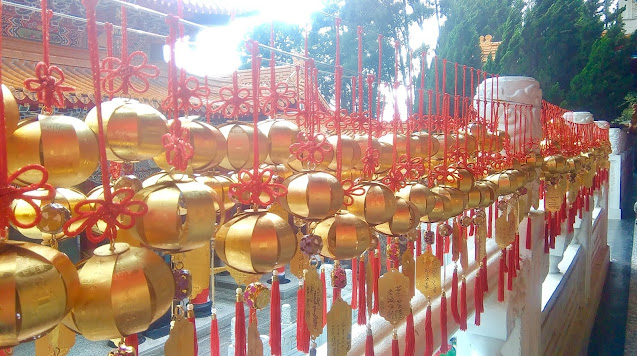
[567,157,582,173]
[485,172,516,196]
[347,182,397,225]
[374,197,421,236]
[504,169,527,191]
[354,135,394,173]
[7,115,99,187]
[63,243,174,341]
[323,135,361,172]
[396,183,436,216]
[85,98,167,162]
[258,118,299,165]
[378,134,420,158]
[1,84,19,137]
[441,168,475,193]
[476,181,497,208]
[218,122,270,171]
[215,209,296,275]
[377,142,395,173]
[314,211,372,260]
[430,186,467,217]
[432,134,477,159]
[278,171,344,220]
[11,188,87,240]
[0,241,79,347]
[466,185,483,209]
[420,193,451,223]
[542,155,567,174]
[412,132,440,158]
[195,174,236,213]
[153,118,226,172]
[128,177,219,253]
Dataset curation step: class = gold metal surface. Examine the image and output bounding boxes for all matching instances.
[86,98,168,162]
[324,135,361,172]
[420,193,450,223]
[346,182,397,225]
[218,122,270,171]
[7,115,99,187]
[279,171,344,220]
[258,119,299,165]
[542,155,567,174]
[431,186,467,217]
[315,211,372,260]
[396,183,436,216]
[215,210,296,275]
[374,197,421,236]
[194,173,235,213]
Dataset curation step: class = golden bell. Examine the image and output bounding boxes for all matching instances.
[11,188,88,240]
[218,122,270,171]
[441,168,475,193]
[215,209,296,275]
[476,180,497,208]
[195,173,236,213]
[374,197,421,236]
[505,169,528,191]
[258,118,299,165]
[420,193,451,223]
[378,134,420,158]
[1,84,19,137]
[85,98,167,162]
[524,152,544,168]
[542,154,567,174]
[430,186,467,217]
[7,115,99,187]
[63,243,174,341]
[567,157,582,173]
[485,172,516,196]
[466,185,483,209]
[153,118,226,172]
[396,183,436,217]
[323,135,362,172]
[129,178,220,253]
[314,210,372,260]
[278,171,344,220]
[347,182,397,225]
[377,142,395,173]
[412,131,440,158]
[0,241,79,347]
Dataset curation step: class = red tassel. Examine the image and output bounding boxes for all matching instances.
[270,273,282,356]
[540,181,544,200]
[451,267,461,325]
[482,256,488,292]
[235,294,246,356]
[321,269,327,328]
[475,270,482,326]
[416,234,422,257]
[373,250,380,314]
[526,216,532,250]
[352,258,358,309]
[515,234,521,271]
[392,335,400,356]
[436,228,444,264]
[586,191,590,211]
[333,286,341,301]
[124,334,139,355]
[498,250,506,302]
[405,310,415,356]
[211,313,221,356]
[488,205,493,238]
[460,277,468,331]
[358,259,367,325]
[507,247,514,291]
[187,306,198,356]
[424,304,433,356]
[444,233,450,253]
[440,293,449,353]
[296,284,309,353]
[365,327,375,356]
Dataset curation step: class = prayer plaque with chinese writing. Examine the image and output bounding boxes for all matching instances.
[378,269,411,326]
[495,212,512,249]
[327,298,352,356]
[290,239,310,279]
[304,268,324,338]
[544,185,562,212]
[416,250,441,299]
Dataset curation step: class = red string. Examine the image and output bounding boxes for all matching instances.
[424,304,433,356]
[474,269,482,326]
[365,328,375,356]
[211,313,220,356]
[235,296,246,356]
[351,257,358,310]
[270,273,281,356]
[357,258,367,325]
[451,267,461,325]
[391,336,400,356]
[405,310,415,356]
[498,249,506,302]
[460,276,468,331]
[440,292,449,352]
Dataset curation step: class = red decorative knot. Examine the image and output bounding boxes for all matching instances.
[361,147,380,178]
[289,132,333,166]
[100,51,160,95]
[398,154,425,181]
[228,168,287,207]
[381,166,407,192]
[342,179,365,206]
[210,72,252,118]
[63,187,148,243]
[324,109,350,132]
[343,110,371,134]
[23,62,74,110]
[432,165,461,186]
[162,76,211,114]
[0,165,55,237]
[260,82,296,117]
[162,125,194,171]
[108,161,135,180]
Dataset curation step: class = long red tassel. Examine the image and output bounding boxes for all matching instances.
[515,234,521,271]
[321,268,327,328]
[488,205,493,238]
[365,327,375,356]
[405,310,415,356]
[352,258,358,309]
[440,293,449,353]
[124,334,139,355]
[460,277,468,331]
[187,305,198,356]
[482,256,488,292]
[358,258,367,325]
[436,228,444,264]
[451,267,461,325]
[424,304,433,356]
[211,313,220,356]
[416,234,422,257]
[270,273,282,356]
[297,284,309,353]
[373,250,380,314]
[392,335,400,356]
[507,247,514,291]
[526,216,532,250]
[498,249,506,302]
[475,270,482,326]
[235,293,246,356]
